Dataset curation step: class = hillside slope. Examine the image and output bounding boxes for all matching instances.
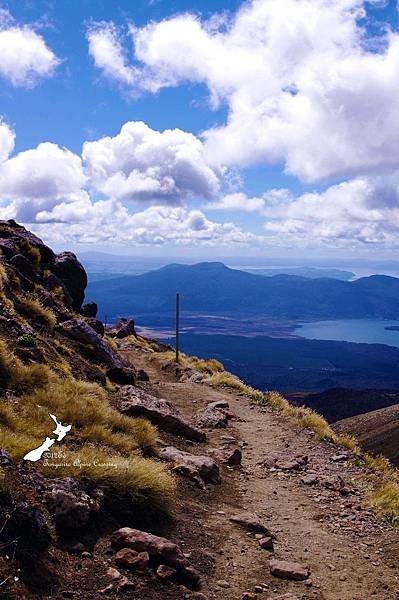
[87,261,399,319]
[0,220,398,599]
[334,403,399,467]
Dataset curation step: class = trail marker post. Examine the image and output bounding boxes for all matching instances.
[175,293,180,363]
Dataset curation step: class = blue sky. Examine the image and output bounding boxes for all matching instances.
[1,0,399,258]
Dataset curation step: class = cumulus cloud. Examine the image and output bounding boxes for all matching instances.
[262,176,399,246]
[207,192,266,212]
[0,9,59,87]
[82,121,220,203]
[90,1,399,183]
[0,142,86,201]
[11,200,256,247]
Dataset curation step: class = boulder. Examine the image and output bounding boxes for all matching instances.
[269,559,310,581]
[114,318,138,339]
[80,302,98,318]
[43,273,73,306]
[10,254,38,282]
[45,477,103,528]
[111,527,200,586]
[159,446,221,488]
[196,406,228,429]
[229,513,274,536]
[118,386,206,442]
[115,548,149,571]
[0,220,55,265]
[53,251,87,310]
[58,319,122,368]
[86,318,105,337]
[107,366,136,385]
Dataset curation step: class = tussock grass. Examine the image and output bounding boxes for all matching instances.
[368,482,399,525]
[40,446,175,514]
[0,374,174,514]
[0,339,51,392]
[205,370,265,402]
[157,350,225,376]
[17,295,56,330]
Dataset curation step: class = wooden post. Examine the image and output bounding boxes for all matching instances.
[175,293,180,363]
[104,314,108,331]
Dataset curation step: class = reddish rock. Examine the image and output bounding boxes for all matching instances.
[106,567,122,581]
[156,564,176,580]
[212,446,242,466]
[196,406,228,429]
[160,446,221,487]
[111,527,200,586]
[115,548,149,571]
[230,513,274,536]
[269,559,310,581]
[258,536,274,550]
[118,386,206,442]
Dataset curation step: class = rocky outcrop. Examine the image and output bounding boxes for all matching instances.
[111,527,200,586]
[159,446,221,488]
[53,251,87,310]
[86,318,105,337]
[58,319,122,368]
[112,318,138,339]
[80,301,98,318]
[45,478,103,529]
[118,386,206,442]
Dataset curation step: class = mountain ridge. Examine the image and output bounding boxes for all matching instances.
[87,261,399,319]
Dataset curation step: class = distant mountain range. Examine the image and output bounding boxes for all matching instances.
[87,261,399,320]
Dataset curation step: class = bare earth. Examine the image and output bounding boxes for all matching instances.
[51,346,399,600]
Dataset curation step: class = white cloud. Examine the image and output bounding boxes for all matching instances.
[0,10,59,87]
[0,120,15,163]
[91,1,399,184]
[18,201,256,247]
[262,176,399,246]
[82,121,220,203]
[87,22,137,87]
[0,142,86,201]
[207,192,266,212]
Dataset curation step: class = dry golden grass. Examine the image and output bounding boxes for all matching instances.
[0,372,174,514]
[0,339,51,392]
[40,446,175,514]
[21,240,41,268]
[205,370,265,402]
[17,295,57,330]
[368,481,399,525]
[154,350,224,375]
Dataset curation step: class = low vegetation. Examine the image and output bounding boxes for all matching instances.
[156,350,224,375]
[0,336,174,514]
[16,295,57,330]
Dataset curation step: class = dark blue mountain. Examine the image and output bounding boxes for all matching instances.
[87,262,399,320]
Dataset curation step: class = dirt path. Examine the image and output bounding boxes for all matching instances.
[121,347,399,600]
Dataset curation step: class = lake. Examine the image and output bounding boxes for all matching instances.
[296,319,399,348]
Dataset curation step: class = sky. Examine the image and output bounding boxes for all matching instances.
[1,0,399,259]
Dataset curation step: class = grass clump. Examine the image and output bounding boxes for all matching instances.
[155,350,224,376]
[0,339,51,392]
[205,370,265,402]
[0,376,157,458]
[368,481,399,525]
[17,295,56,330]
[40,446,175,514]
